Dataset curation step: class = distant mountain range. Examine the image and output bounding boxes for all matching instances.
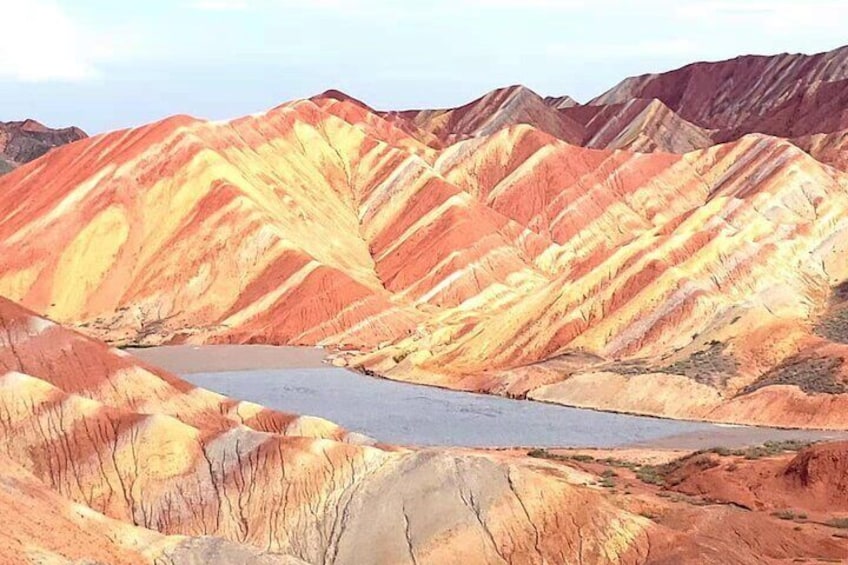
[2,45,848,430]
[3,43,848,565]
[0,119,86,174]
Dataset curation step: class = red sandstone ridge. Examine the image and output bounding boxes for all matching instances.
[560,98,716,152]
[333,44,848,163]
[591,44,848,141]
[382,85,585,145]
[792,129,848,171]
[0,119,86,174]
[543,94,579,109]
[656,442,848,516]
[374,44,848,163]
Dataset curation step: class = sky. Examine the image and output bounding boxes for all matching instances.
[1,0,846,133]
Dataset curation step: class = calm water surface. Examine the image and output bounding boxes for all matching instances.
[184,367,848,449]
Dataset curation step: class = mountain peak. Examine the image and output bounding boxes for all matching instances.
[312,89,374,111]
[0,119,87,174]
[544,95,579,109]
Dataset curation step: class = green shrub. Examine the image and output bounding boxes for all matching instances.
[635,465,665,486]
[392,350,410,363]
[827,518,848,529]
[771,510,797,520]
[601,457,638,469]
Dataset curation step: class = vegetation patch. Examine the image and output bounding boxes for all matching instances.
[600,457,639,470]
[526,450,638,469]
[529,442,813,492]
[772,509,804,521]
[827,518,848,529]
[657,341,738,388]
[598,476,616,488]
[599,342,738,388]
[815,281,848,343]
[738,355,847,395]
[635,465,666,486]
[631,441,813,485]
[391,350,410,364]
[597,359,651,376]
[526,449,589,462]
[694,440,811,460]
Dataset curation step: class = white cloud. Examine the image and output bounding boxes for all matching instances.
[193,0,250,11]
[191,0,585,13]
[0,0,135,82]
[453,0,587,8]
[192,0,356,10]
[674,1,848,31]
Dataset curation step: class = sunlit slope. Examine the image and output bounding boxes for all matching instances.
[357,133,848,427]
[0,99,553,347]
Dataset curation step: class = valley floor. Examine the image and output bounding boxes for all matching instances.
[135,345,848,450]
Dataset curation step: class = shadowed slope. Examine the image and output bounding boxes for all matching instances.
[543,95,579,109]
[566,98,716,153]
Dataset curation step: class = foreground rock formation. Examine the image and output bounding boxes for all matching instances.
[0,297,651,563]
[0,119,86,174]
[3,297,848,563]
[530,444,848,563]
[2,45,848,429]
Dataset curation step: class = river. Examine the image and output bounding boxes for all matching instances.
[177,364,848,448]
